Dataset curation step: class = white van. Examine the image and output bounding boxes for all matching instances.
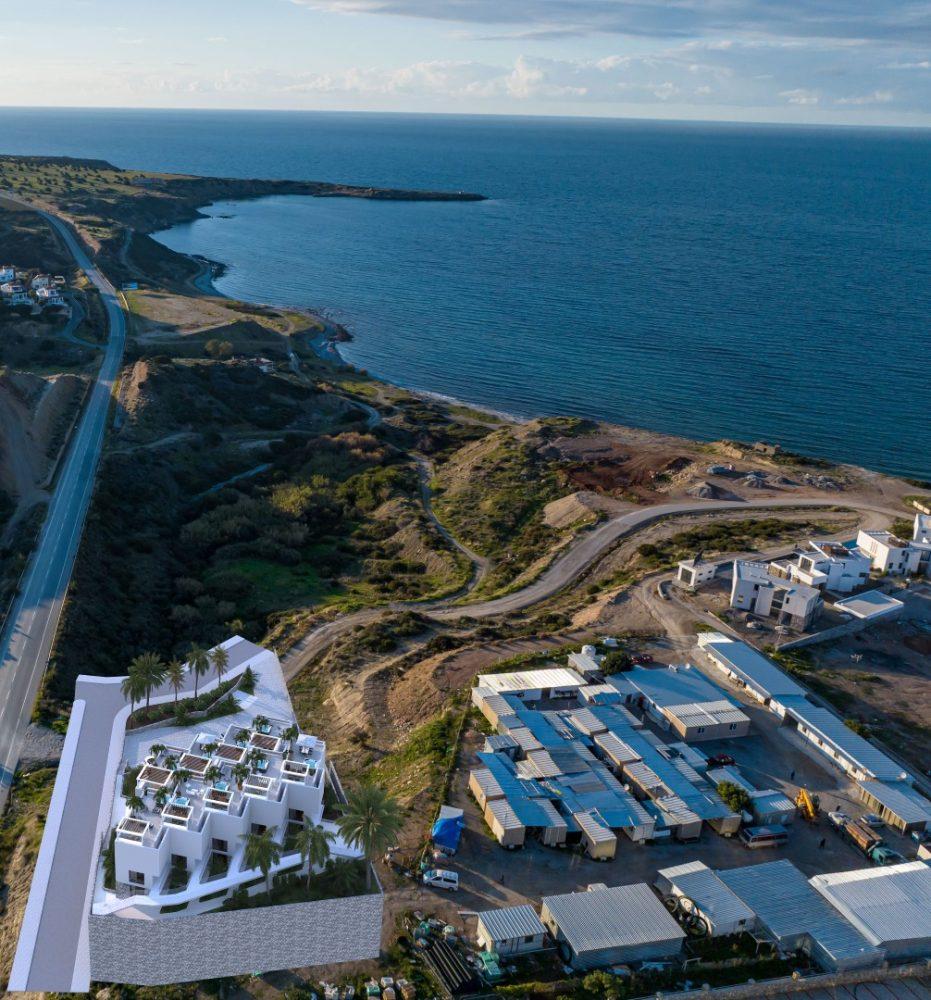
[423,868,459,891]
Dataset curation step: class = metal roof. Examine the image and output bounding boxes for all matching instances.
[858,780,931,825]
[470,767,505,801]
[573,810,617,844]
[810,863,931,947]
[542,883,685,954]
[621,664,736,710]
[477,905,546,943]
[476,667,586,694]
[701,638,807,700]
[782,699,906,781]
[656,861,755,929]
[750,789,795,815]
[718,860,879,965]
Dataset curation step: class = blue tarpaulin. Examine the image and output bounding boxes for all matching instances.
[432,812,464,852]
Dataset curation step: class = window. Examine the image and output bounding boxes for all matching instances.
[211,838,228,854]
[729,723,739,731]
[129,870,145,886]
[251,823,266,835]
[524,935,535,943]
[171,854,187,870]
[696,726,706,734]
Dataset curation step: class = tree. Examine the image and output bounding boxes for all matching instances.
[716,780,751,815]
[602,650,633,674]
[253,714,270,732]
[204,765,222,784]
[337,785,403,891]
[154,787,169,810]
[128,651,167,716]
[149,743,167,758]
[165,658,185,704]
[240,827,281,899]
[232,763,250,789]
[281,724,299,753]
[187,644,210,699]
[210,644,230,690]
[126,793,145,817]
[173,768,192,791]
[293,820,334,890]
[120,669,146,716]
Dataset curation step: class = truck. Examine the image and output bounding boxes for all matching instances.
[828,812,905,865]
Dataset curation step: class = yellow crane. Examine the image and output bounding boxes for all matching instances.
[796,787,819,823]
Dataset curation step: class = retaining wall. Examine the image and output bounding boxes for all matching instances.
[89,890,383,985]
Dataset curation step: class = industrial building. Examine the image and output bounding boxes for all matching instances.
[856,780,931,833]
[540,883,685,970]
[810,863,931,961]
[476,905,548,956]
[717,860,881,972]
[654,861,756,938]
[609,664,750,742]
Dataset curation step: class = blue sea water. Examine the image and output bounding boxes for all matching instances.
[1,108,928,477]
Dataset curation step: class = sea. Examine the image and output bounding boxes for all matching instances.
[1,108,928,478]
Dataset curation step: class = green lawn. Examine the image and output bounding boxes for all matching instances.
[208,557,342,613]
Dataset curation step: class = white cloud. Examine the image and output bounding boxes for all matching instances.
[779,88,819,105]
[207,36,229,44]
[835,89,893,105]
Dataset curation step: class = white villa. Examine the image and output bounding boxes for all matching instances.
[729,559,822,629]
[785,540,871,594]
[857,528,928,578]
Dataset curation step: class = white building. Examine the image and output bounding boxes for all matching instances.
[729,560,822,629]
[911,513,931,576]
[788,540,871,593]
[9,291,33,308]
[676,557,718,590]
[856,529,923,577]
[476,904,548,955]
[0,265,15,283]
[31,273,51,289]
[1,280,26,297]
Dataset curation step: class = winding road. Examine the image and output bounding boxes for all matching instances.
[0,199,126,807]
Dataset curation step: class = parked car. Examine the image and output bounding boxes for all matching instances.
[632,653,654,664]
[706,753,736,767]
[422,868,459,891]
[861,813,885,828]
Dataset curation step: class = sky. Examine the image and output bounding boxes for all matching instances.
[1,0,930,126]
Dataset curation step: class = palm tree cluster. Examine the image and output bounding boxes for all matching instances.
[120,642,233,719]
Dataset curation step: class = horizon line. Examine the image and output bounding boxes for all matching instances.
[1,103,930,133]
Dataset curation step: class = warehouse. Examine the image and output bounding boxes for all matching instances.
[810,862,931,961]
[697,633,807,711]
[474,667,587,702]
[654,861,756,938]
[540,883,685,970]
[717,860,880,972]
[469,768,505,811]
[476,905,548,956]
[856,779,931,833]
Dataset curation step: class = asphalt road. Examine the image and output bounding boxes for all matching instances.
[0,205,126,805]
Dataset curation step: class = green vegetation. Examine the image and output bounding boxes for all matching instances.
[336,785,404,891]
[221,858,369,911]
[601,650,633,673]
[636,516,838,570]
[717,780,752,814]
[369,713,459,790]
[432,426,568,598]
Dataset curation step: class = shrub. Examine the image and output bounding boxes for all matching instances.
[717,780,751,814]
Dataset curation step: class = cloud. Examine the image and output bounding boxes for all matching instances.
[206,35,229,44]
[886,60,931,69]
[835,89,894,104]
[779,88,820,105]
[294,0,931,47]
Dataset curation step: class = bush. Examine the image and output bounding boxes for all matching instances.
[717,780,751,814]
[602,650,632,673]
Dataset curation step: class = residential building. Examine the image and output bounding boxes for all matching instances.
[476,905,548,955]
[10,638,382,992]
[856,529,923,577]
[540,883,685,970]
[0,265,16,283]
[9,291,33,308]
[31,273,51,289]
[654,861,756,937]
[676,557,718,590]
[730,560,823,629]
[911,513,931,576]
[788,540,871,593]
[810,864,931,961]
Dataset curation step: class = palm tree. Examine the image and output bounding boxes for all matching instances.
[187,644,210,699]
[281,724,299,753]
[232,763,250,789]
[210,644,230,690]
[204,765,222,784]
[293,820,334,891]
[165,658,185,704]
[128,652,167,717]
[337,785,403,892]
[120,669,146,717]
[149,743,167,759]
[154,787,169,810]
[240,827,281,899]
[173,768,192,791]
[163,754,178,771]
[126,793,145,817]
[253,714,270,733]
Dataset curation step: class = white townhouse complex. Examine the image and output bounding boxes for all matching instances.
[11,637,383,992]
[785,540,871,593]
[857,523,931,578]
[729,559,822,629]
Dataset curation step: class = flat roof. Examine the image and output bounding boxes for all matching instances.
[619,664,737,710]
[834,590,904,620]
[700,637,807,701]
[543,883,685,954]
[477,904,547,942]
[810,863,931,947]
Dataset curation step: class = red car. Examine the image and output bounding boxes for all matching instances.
[706,753,736,767]
[632,653,654,664]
